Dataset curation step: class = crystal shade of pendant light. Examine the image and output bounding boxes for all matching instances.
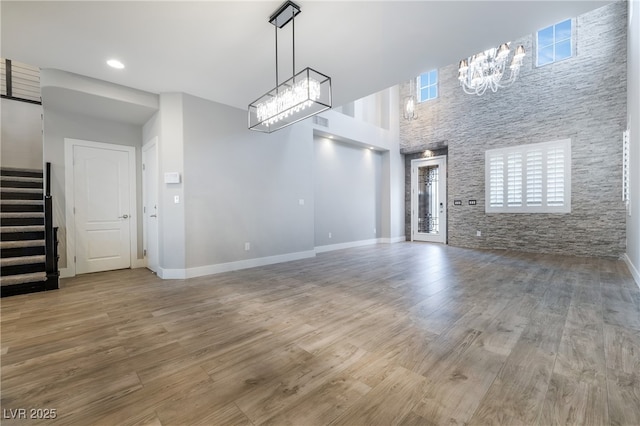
[248,1,332,133]
[403,77,417,120]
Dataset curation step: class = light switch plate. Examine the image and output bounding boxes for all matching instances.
[164,172,181,184]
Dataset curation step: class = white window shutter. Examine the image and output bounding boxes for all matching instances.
[489,154,504,208]
[486,139,570,213]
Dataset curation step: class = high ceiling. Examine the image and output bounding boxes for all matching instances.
[1,1,613,111]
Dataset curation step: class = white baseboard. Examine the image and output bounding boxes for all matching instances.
[185,250,316,279]
[379,236,407,244]
[156,250,317,280]
[157,267,186,280]
[315,238,380,253]
[59,267,74,279]
[622,253,640,289]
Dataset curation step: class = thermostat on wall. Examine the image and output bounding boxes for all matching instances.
[164,172,181,184]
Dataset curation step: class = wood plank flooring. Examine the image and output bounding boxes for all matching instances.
[1,243,639,425]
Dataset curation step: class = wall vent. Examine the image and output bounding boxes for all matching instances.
[313,115,329,128]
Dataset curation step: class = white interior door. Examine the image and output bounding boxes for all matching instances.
[142,139,159,273]
[74,145,132,273]
[411,156,447,243]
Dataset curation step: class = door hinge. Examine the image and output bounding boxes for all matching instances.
[143,206,146,213]
[74,256,76,263]
[73,207,76,214]
[143,163,146,171]
[143,249,147,256]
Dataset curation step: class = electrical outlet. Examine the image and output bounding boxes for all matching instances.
[244,242,250,251]
[476,230,481,237]
[174,195,180,204]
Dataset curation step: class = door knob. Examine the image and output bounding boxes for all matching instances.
[150,214,157,218]
[119,214,129,219]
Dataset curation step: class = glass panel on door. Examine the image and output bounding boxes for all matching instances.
[418,165,439,234]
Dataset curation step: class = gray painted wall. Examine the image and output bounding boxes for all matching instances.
[400,2,627,258]
[156,93,186,270]
[182,93,315,269]
[1,98,43,170]
[43,108,143,268]
[627,0,640,281]
[314,136,382,247]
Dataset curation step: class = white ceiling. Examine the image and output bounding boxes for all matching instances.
[2,1,613,112]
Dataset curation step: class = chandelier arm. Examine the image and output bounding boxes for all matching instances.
[292,13,296,77]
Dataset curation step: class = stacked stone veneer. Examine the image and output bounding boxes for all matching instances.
[400,2,627,258]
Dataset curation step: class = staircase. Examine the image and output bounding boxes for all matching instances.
[1,166,59,297]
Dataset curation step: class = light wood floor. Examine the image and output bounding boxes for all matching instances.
[1,243,639,425]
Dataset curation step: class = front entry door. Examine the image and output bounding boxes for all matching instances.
[411,156,447,243]
[74,145,132,273]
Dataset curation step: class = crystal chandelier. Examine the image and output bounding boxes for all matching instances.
[458,42,525,96]
[403,77,417,120]
[248,1,332,133]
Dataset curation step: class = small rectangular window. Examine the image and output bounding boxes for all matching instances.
[536,19,573,67]
[486,139,571,214]
[417,69,438,102]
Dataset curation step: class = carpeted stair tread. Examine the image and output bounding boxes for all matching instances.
[1,225,45,233]
[0,239,45,249]
[0,271,47,286]
[0,176,43,183]
[0,212,45,218]
[1,199,44,205]
[0,255,46,267]
[1,187,43,193]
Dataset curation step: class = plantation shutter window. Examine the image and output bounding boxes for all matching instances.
[485,139,571,213]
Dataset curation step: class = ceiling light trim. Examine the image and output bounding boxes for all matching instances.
[106,59,125,69]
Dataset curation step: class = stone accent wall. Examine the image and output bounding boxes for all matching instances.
[400,2,627,258]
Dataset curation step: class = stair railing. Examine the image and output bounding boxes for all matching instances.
[44,162,59,290]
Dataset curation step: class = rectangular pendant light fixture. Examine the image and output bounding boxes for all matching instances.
[248,1,332,133]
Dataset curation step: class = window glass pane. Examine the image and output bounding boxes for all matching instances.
[419,73,429,90]
[555,19,572,41]
[537,26,554,48]
[538,45,554,66]
[429,85,437,100]
[420,88,429,102]
[429,70,437,84]
[555,39,572,61]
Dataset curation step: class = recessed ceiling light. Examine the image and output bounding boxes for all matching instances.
[106,59,125,69]
[328,136,334,139]
[369,147,375,150]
